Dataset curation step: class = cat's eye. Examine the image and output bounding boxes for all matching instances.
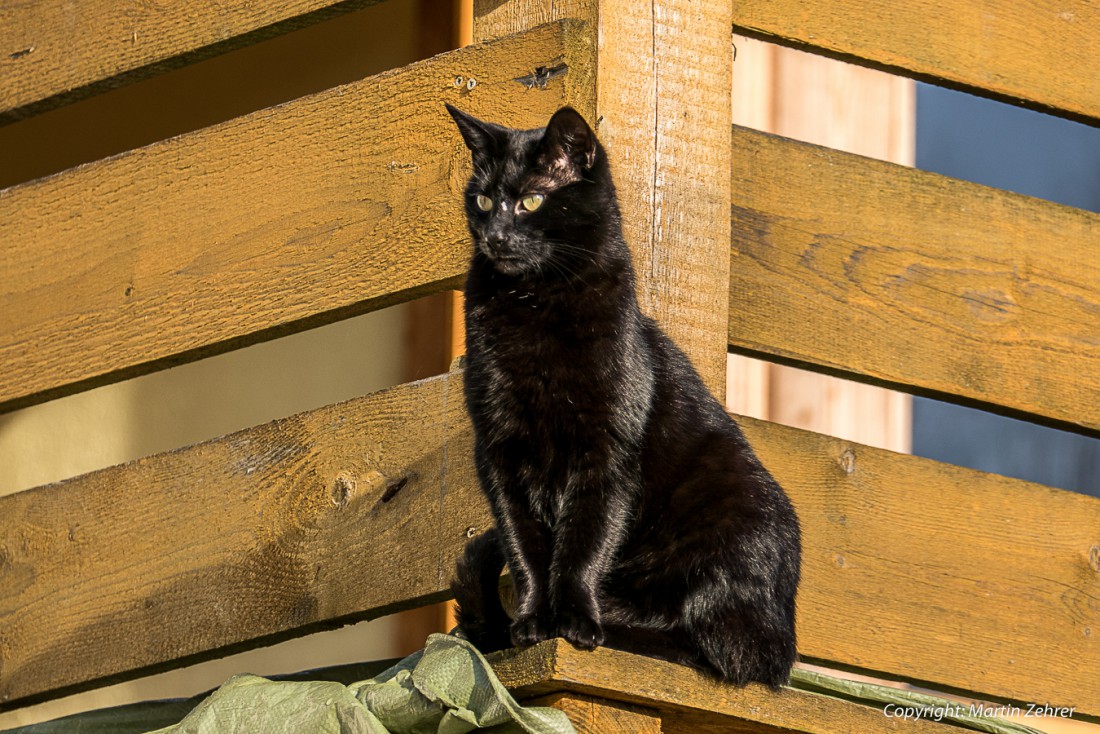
[519,194,545,212]
[475,194,493,212]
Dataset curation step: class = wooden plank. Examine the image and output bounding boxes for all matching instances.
[2,372,1097,712]
[0,1,390,124]
[494,641,965,733]
[527,693,662,734]
[0,372,490,709]
[740,414,1100,718]
[474,0,733,398]
[731,0,1100,126]
[0,21,591,415]
[728,124,1100,436]
[728,34,915,453]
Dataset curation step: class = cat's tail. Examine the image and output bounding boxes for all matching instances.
[451,527,513,653]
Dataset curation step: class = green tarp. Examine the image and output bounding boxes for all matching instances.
[147,635,574,734]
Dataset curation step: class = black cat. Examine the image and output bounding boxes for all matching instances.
[446,104,801,687]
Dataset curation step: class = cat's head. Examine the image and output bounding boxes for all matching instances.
[446,105,615,278]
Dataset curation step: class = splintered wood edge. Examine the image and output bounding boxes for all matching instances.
[490,640,962,733]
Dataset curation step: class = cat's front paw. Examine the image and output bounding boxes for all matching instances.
[556,609,605,650]
[510,612,554,648]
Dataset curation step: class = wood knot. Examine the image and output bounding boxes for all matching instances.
[839,448,856,474]
[1089,545,1100,573]
[331,474,356,508]
[466,526,478,538]
[380,476,409,503]
[513,63,568,89]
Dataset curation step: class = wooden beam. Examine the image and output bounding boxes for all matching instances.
[527,693,662,734]
[728,124,1100,436]
[728,34,915,454]
[0,372,490,709]
[740,414,1100,717]
[731,0,1100,126]
[1,371,1096,713]
[0,1,390,124]
[495,640,965,733]
[0,21,589,415]
[474,0,733,398]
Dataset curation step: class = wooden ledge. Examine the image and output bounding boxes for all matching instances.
[490,639,960,733]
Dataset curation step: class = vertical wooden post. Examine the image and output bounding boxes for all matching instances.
[474,0,733,398]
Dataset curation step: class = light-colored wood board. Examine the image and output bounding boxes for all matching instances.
[0,0,387,123]
[527,692,662,734]
[2,372,1096,712]
[730,35,915,453]
[739,414,1100,718]
[731,0,1100,126]
[0,21,591,415]
[0,371,491,709]
[728,124,1100,435]
[494,641,966,733]
[475,0,732,398]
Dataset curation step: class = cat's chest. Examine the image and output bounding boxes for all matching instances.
[467,294,625,419]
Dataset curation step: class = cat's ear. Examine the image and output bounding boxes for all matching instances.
[539,107,598,174]
[446,104,504,161]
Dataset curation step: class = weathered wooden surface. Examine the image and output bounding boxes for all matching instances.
[475,0,733,399]
[727,33,915,454]
[731,0,1100,125]
[0,21,591,415]
[741,415,1100,718]
[728,125,1100,435]
[0,0,388,123]
[2,371,1096,712]
[0,372,488,708]
[527,693,662,734]
[495,641,964,733]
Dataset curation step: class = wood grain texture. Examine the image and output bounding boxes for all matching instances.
[494,641,964,733]
[2,372,1096,711]
[728,124,1100,436]
[0,0,389,123]
[475,0,733,398]
[0,21,592,415]
[728,34,915,454]
[0,372,490,709]
[739,414,1100,718]
[527,693,662,734]
[731,0,1100,126]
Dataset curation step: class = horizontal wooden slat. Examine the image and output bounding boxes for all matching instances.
[2,372,1096,714]
[0,372,491,708]
[0,20,592,415]
[728,124,1100,436]
[495,640,963,734]
[731,0,1100,126]
[0,1,386,124]
[741,415,1100,717]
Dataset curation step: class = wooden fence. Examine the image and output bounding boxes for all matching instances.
[1,0,1098,730]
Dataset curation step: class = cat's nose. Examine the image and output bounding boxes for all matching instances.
[486,233,507,253]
